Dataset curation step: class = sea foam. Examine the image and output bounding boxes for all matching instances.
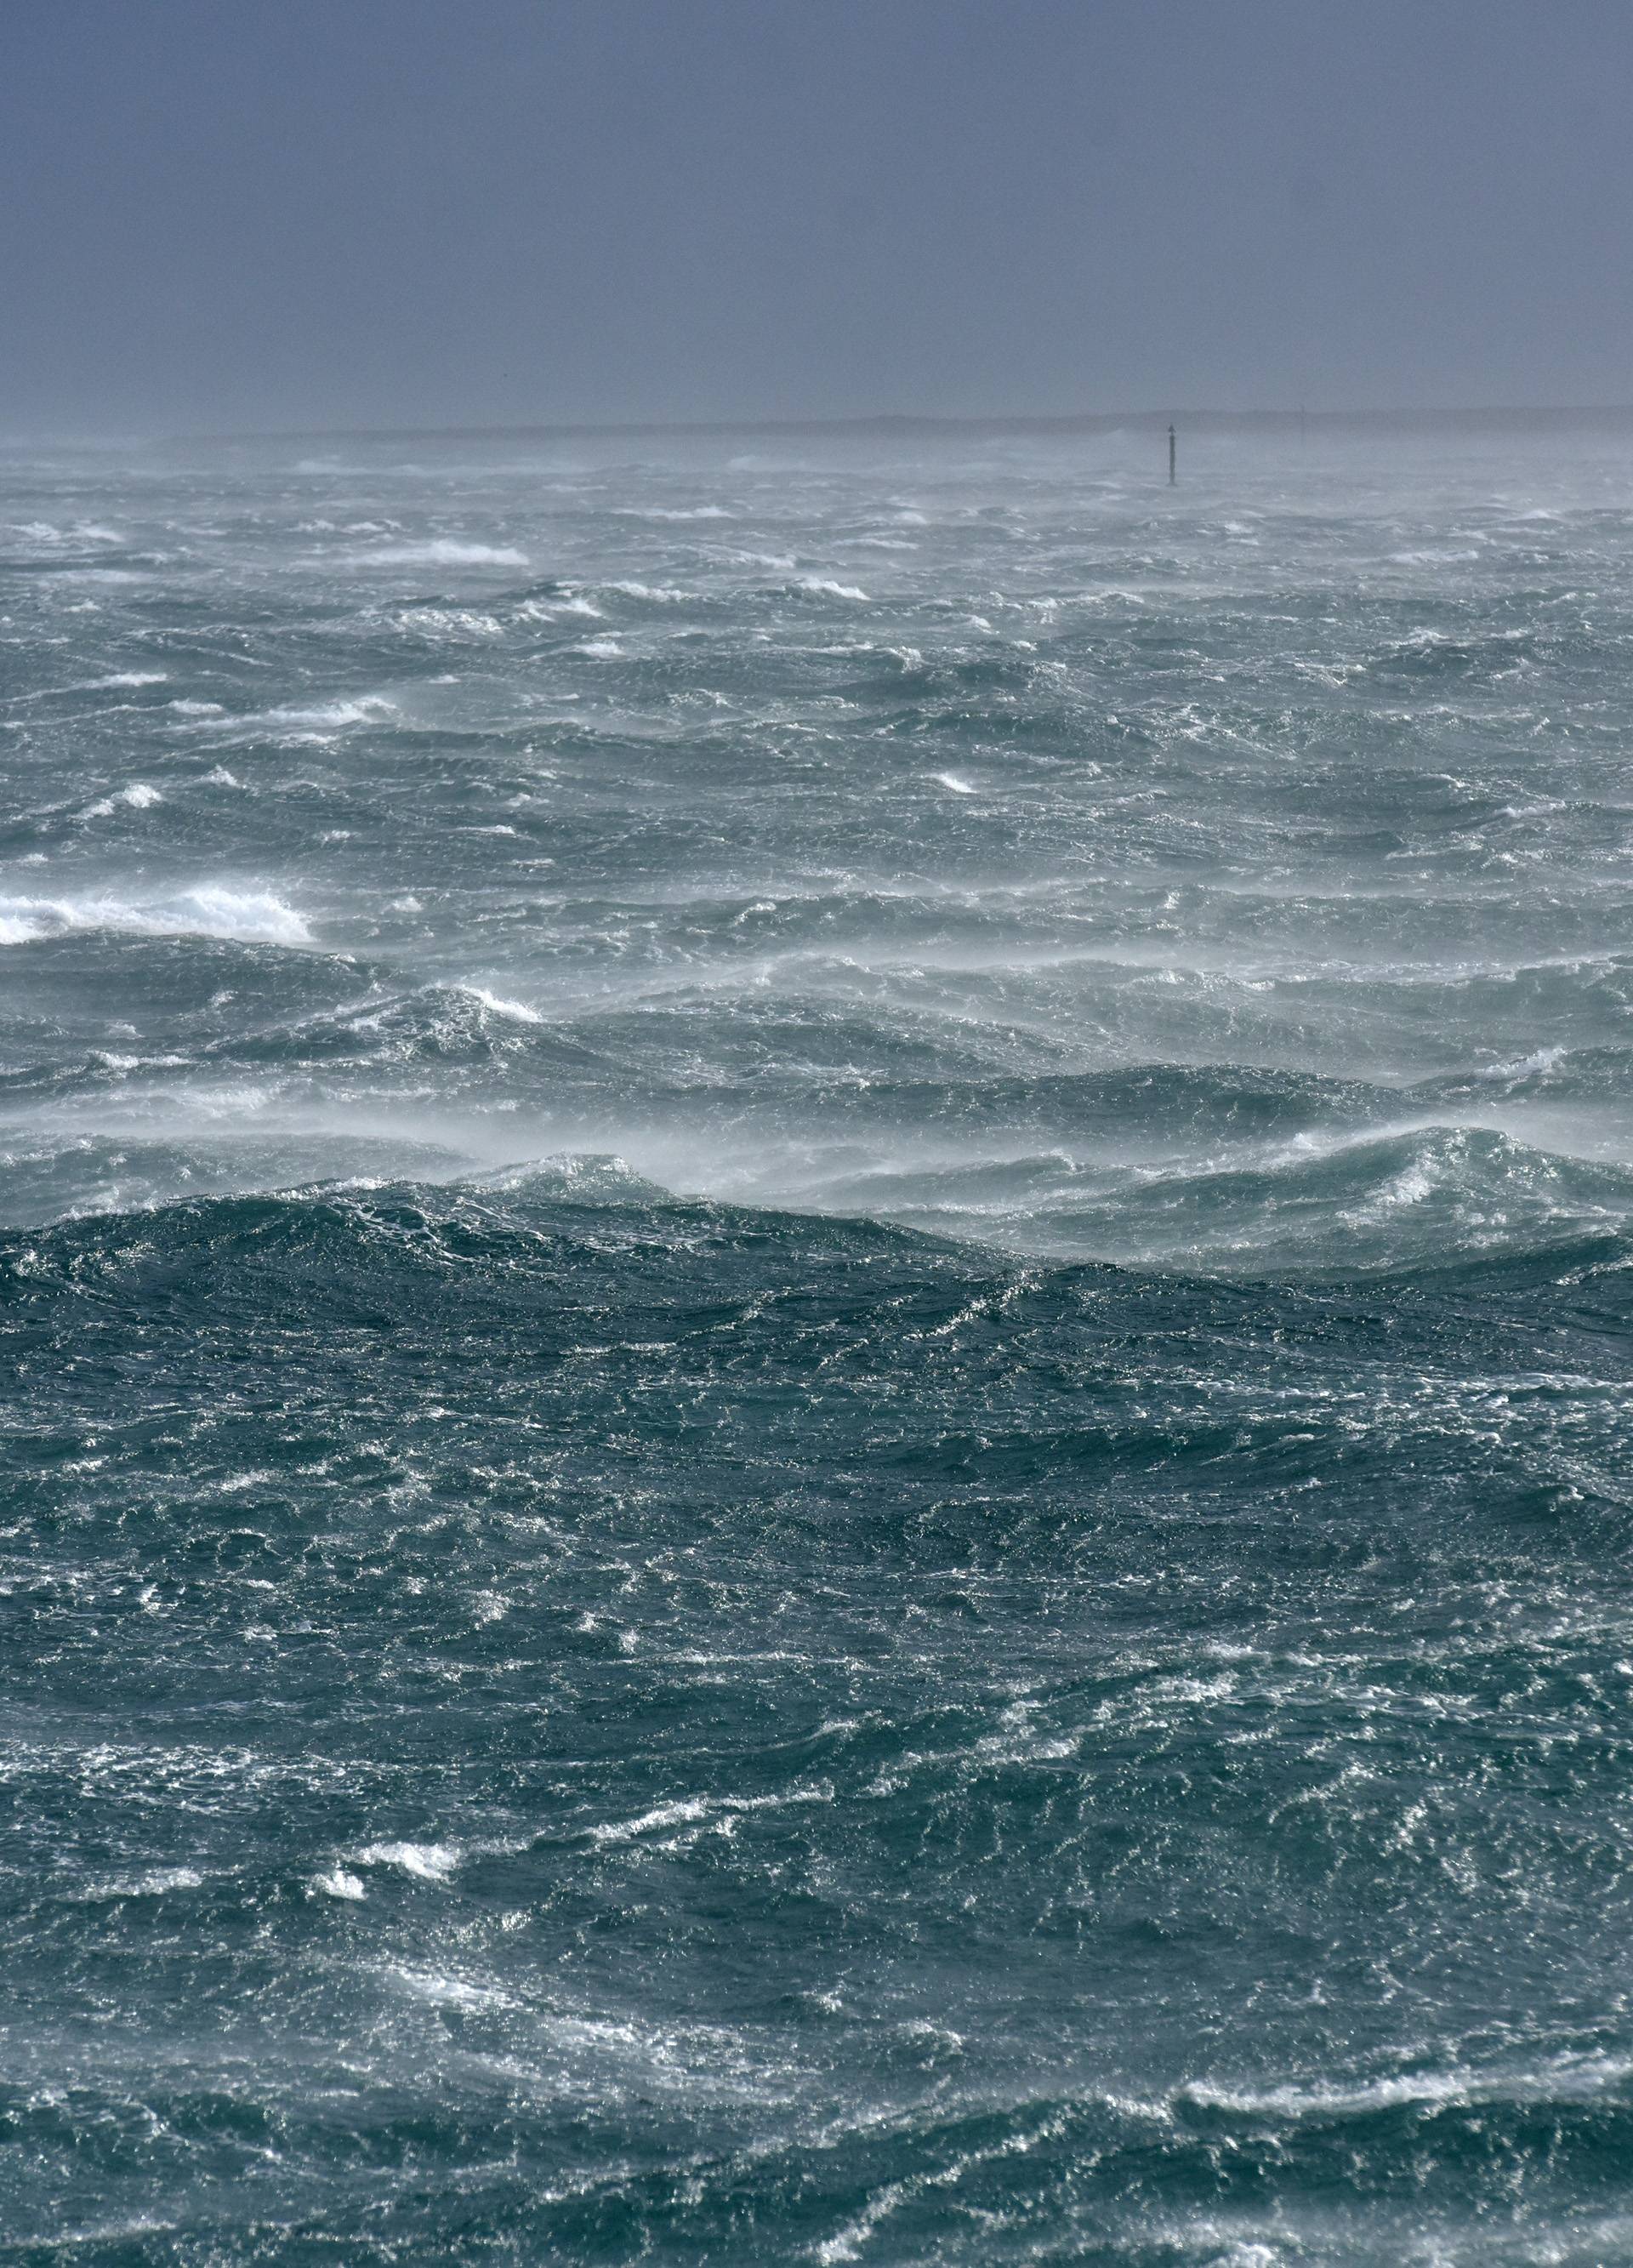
[0,884,311,947]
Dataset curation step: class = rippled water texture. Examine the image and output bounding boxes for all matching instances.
[3,430,1633,2263]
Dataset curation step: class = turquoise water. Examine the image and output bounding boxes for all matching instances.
[3,430,1633,2263]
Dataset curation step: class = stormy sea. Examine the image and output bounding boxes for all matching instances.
[3,425,1632,2266]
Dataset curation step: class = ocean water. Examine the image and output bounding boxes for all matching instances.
[3,427,1633,2265]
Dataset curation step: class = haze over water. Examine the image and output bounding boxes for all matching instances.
[4,425,1633,2262]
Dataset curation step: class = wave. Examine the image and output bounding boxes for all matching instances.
[82,782,163,817]
[822,1124,1633,1272]
[0,882,310,948]
[215,693,400,736]
[1178,2048,1633,2123]
[49,670,168,693]
[598,580,695,604]
[7,962,1626,1269]
[4,518,125,547]
[446,981,541,1024]
[0,1130,474,1226]
[8,1161,1631,1317]
[791,577,871,601]
[339,539,530,567]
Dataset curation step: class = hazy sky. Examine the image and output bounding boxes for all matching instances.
[3,0,1629,436]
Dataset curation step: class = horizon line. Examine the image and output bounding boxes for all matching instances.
[63,403,1633,450]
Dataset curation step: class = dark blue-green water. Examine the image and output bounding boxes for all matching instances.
[3,431,1633,2264]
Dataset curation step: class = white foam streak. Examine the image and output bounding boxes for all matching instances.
[1180,2048,1633,2121]
[586,1784,832,1845]
[244,695,398,734]
[9,519,125,546]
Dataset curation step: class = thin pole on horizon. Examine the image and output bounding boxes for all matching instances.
[1169,423,1176,485]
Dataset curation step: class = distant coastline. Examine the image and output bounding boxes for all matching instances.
[9,406,1633,453]
[10,404,1633,459]
[171,405,1633,447]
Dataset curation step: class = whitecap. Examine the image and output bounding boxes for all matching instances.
[586,1784,832,1845]
[343,539,529,567]
[1477,1044,1568,1080]
[353,1838,463,1880]
[515,594,603,621]
[10,520,125,546]
[397,606,505,640]
[0,884,311,948]
[794,578,870,602]
[458,983,544,1024]
[248,695,398,733]
[309,1867,367,1900]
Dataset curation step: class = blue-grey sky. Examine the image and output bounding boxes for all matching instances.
[3,0,1628,435]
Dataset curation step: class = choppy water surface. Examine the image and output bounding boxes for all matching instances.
[4,430,1633,2263]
